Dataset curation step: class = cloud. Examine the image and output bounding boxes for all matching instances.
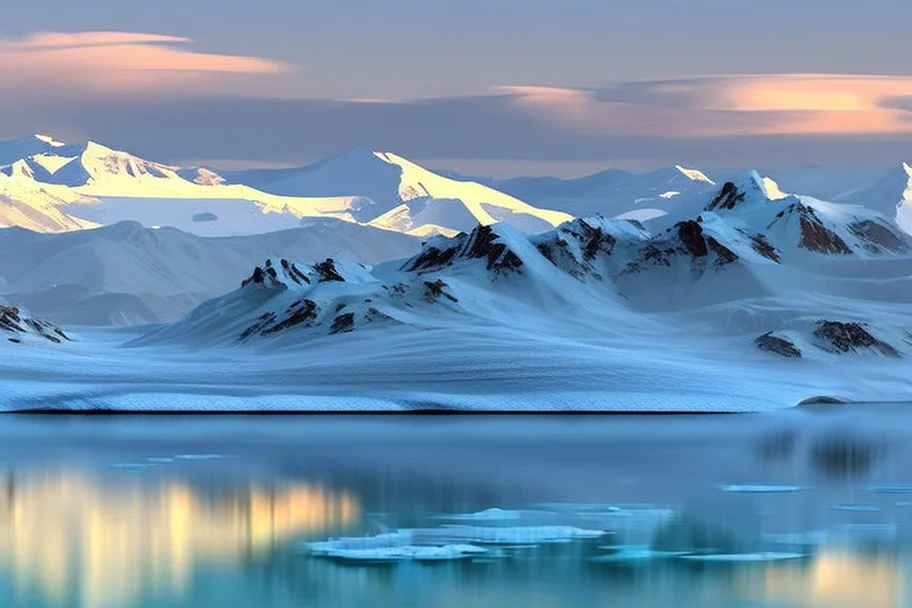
[500,74,912,137]
[1,66,911,171]
[0,31,288,96]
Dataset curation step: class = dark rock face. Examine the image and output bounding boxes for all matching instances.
[677,221,708,257]
[755,332,802,358]
[814,321,900,357]
[405,225,523,274]
[848,220,910,254]
[406,244,460,272]
[191,212,218,222]
[313,259,345,283]
[749,234,782,263]
[706,182,747,211]
[263,299,319,335]
[464,225,524,272]
[329,312,356,335]
[792,207,852,254]
[241,262,282,288]
[238,298,320,341]
[280,259,311,284]
[706,237,738,267]
[238,312,277,341]
[0,304,69,344]
[423,279,458,303]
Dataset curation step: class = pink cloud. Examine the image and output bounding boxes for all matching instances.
[0,31,289,96]
[498,74,912,137]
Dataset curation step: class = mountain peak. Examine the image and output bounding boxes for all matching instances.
[901,161,911,177]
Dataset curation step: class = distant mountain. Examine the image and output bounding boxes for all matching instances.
[128,176,912,409]
[0,137,572,238]
[477,164,717,220]
[0,220,421,326]
[834,162,912,234]
[0,165,99,233]
[0,134,81,167]
[480,168,634,204]
[227,147,573,236]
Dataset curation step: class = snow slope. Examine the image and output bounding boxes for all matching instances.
[0,220,421,326]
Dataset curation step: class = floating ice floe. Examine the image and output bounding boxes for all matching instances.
[763,531,829,546]
[147,457,174,463]
[590,545,690,563]
[719,484,808,494]
[435,525,606,545]
[832,503,881,513]
[304,524,607,561]
[325,544,488,562]
[867,484,912,494]
[437,507,526,521]
[175,454,226,461]
[833,523,898,541]
[678,552,809,563]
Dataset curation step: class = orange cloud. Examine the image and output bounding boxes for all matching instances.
[499,74,912,138]
[0,31,289,96]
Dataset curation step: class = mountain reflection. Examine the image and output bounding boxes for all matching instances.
[0,468,360,607]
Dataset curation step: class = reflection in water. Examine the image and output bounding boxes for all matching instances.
[760,550,904,608]
[0,413,911,607]
[0,469,359,607]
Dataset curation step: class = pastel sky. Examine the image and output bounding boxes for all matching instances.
[2,0,911,175]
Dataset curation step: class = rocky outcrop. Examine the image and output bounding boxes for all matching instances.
[755,332,802,358]
[313,259,345,283]
[814,321,899,357]
[768,204,852,255]
[423,279,458,303]
[405,225,523,274]
[626,220,739,273]
[848,220,910,254]
[329,312,356,335]
[705,182,747,211]
[1,303,69,344]
[749,233,781,263]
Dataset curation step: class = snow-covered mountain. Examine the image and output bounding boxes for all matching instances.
[478,164,718,220]
[228,147,574,237]
[480,168,634,205]
[833,162,912,234]
[0,137,573,238]
[106,175,912,411]
[0,220,421,326]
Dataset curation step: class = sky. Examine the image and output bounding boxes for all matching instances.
[1,0,911,175]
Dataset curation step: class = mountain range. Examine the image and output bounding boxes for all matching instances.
[1,134,911,411]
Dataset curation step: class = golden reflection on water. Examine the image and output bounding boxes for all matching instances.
[0,469,360,607]
[753,549,906,608]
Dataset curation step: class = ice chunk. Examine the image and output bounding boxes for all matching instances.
[832,503,880,513]
[590,544,690,563]
[679,552,809,562]
[326,544,487,562]
[867,484,912,494]
[719,484,808,494]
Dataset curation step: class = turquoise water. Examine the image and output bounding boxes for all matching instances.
[0,410,910,607]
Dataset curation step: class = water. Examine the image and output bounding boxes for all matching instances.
[0,407,911,607]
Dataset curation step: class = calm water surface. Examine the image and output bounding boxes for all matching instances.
[0,408,911,607]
